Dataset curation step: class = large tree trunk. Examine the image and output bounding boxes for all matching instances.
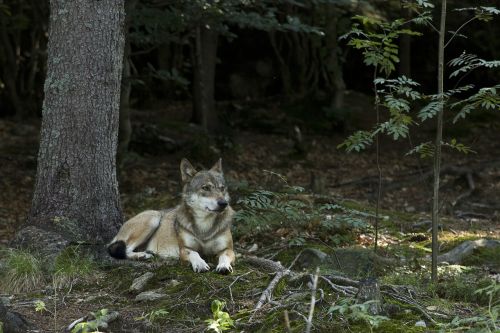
[26,0,125,244]
[192,25,218,133]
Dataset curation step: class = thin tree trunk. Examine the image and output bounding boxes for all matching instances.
[324,8,345,110]
[0,14,23,116]
[432,0,447,283]
[269,31,293,96]
[27,0,125,244]
[192,25,218,133]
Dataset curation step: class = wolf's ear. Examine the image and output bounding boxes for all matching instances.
[180,158,197,182]
[210,158,223,175]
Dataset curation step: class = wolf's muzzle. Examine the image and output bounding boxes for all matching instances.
[217,199,228,210]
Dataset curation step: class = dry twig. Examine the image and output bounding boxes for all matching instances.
[305,267,320,333]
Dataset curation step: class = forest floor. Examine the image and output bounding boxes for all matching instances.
[0,93,499,332]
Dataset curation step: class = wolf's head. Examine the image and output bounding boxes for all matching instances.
[180,158,230,214]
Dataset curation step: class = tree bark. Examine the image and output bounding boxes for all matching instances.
[269,31,293,96]
[324,8,345,111]
[27,0,125,244]
[192,25,218,133]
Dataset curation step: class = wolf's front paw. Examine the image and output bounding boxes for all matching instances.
[191,258,210,273]
[135,252,154,260]
[215,263,233,275]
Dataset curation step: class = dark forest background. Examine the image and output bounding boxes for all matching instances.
[1,0,498,123]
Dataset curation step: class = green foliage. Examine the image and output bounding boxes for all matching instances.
[34,300,47,313]
[438,281,499,332]
[449,53,500,79]
[339,75,422,152]
[129,0,322,91]
[443,138,475,155]
[235,183,371,239]
[341,16,421,76]
[451,84,500,123]
[454,6,500,22]
[71,309,109,333]
[406,141,434,158]
[337,130,373,152]
[135,308,170,323]
[340,3,500,160]
[205,300,234,333]
[329,298,389,333]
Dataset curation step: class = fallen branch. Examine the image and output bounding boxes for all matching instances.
[252,269,290,313]
[319,276,357,296]
[382,290,436,324]
[437,239,500,264]
[244,255,286,273]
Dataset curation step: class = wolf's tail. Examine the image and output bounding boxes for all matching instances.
[107,240,127,259]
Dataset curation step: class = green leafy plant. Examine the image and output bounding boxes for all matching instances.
[338,13,425,253]
[438,281,499,332]
[34,300,48,313]
[135,308,169,324]
[205,300,234,333]
[329,298,388,333]
[339,1,500,281]
[71,309,110,333]
[235,182,371,242]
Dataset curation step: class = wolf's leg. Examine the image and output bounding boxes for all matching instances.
[180,247,210,272]
[124,216,161,260]
[215,248,235,274]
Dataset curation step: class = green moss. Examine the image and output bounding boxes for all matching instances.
[374,319,427,333]
[436,276,493,305]
[439,235,486,253]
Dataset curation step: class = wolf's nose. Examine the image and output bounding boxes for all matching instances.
[217,199,228,209]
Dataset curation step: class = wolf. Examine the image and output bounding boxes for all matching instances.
[107,158,235,274]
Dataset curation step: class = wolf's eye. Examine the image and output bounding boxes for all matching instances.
[220,185,225,191]
[202,185,211,191]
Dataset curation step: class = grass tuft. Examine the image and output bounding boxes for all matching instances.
[0,249,45,293]
[52,246,98,289]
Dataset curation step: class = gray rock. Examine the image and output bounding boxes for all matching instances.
[166,279,180,288]
[415,320,426,327]
[135,290,166,302]
[129,272,154,292]
[1,296,11,306]
[295,248,328,269]
[0,302,36,333]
